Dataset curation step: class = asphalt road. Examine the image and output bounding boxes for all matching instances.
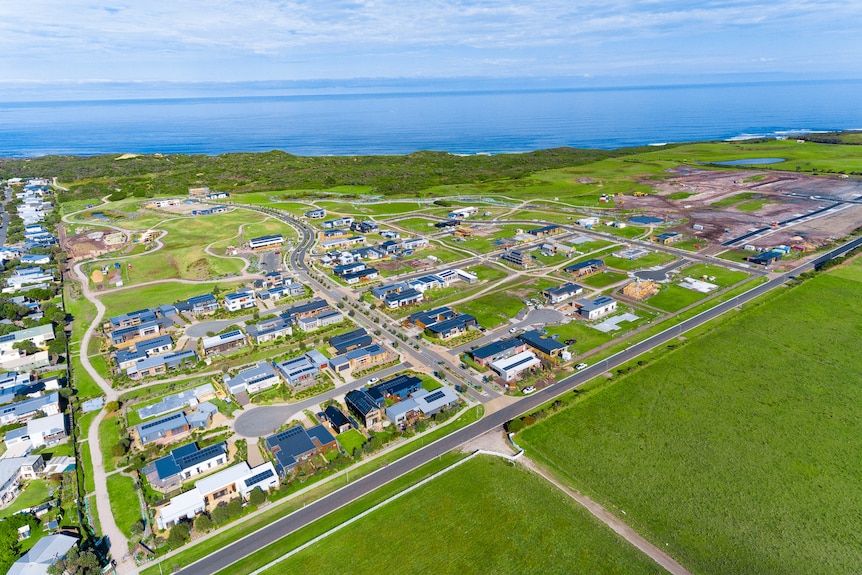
[173,227,862,575]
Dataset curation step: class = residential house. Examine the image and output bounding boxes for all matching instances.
[384,288,423,308]
[136,412,190,445]
[543,282,584,304]
[274,351,328,387]
[323,405,352,434]
[322,217,354,229]
[223,288,256,312]
[202,330,246,356]
[500,249,532,268]
[652,232,683,245]
[175,293,220,315]
[126,350,198,380]
[366,375,422,406]
[282,299,330,322]
[264,424,338,476]
[305,208,326,219]
[490,350,541,382]
[296,310,343,331]
[469,339,527,367]
[424,314,477,340]
[157,461,278,529]
[385,386,460,425]
[564,258,606,278]
[329,328,371,354]
[0,392,60,425]
[528,224,563,237]
[109,321,161,347]
[344,389,384,431]
[0,455,45,506]
[246,317,293,344]
[6,534,78,575]
[145,442,228,490]
[400,237,429,251]
[573,296,618,320]
[408,307,457,329]
[518,329,569,361]
[113,335,174,371]
[341,268,379,285]
[248,235,285,250]
[225,362,281,395]
[187,402,218,429]
[329,344,393,375]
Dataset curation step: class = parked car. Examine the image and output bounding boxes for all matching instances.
[522,386,537,394]
[509,327,518,333]
[575,363,588,371]
[367,377,380,384]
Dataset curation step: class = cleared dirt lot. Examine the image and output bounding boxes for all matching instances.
[629,168,862,247]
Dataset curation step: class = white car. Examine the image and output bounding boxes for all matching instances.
[509,327,518,333]
[522,386,537,395]
[575,363,588,371]
[367,377,380,384]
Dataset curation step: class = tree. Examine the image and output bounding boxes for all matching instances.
[194,513,213,533]
[0,514,39,573]
[167,522,191,548]
[211,504,229,525]
[105,401,120,412]
[13,340,39,356]
[47,547,101,575]
[130,519,145,536]
[226,497,243,518]
[248,487,266,507]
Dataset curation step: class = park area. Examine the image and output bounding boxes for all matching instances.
[519,257,862,575]
[263,456,665,575]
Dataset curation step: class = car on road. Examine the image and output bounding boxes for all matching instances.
[522,386,536,394]
[509,327,517,333]
[575,363,588,371]
[367,377,380,384]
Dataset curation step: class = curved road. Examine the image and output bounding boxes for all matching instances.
[171,221,862,575]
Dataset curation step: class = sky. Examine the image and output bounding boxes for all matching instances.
[1,1,861,92]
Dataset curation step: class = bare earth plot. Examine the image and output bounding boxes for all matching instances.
[520,257,862,575]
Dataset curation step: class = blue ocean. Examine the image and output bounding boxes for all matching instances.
[1,79,861,157]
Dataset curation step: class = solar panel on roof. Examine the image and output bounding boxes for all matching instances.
[423,390,446,403]
[244,468,275,486]
[178,443,226,468]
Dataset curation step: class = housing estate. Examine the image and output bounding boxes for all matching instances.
[565,258,606,278]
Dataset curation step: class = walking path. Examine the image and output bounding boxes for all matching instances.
[518,455,693,575]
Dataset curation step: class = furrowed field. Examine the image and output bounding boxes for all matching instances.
[266,456,665,575]
[520,258,862,575]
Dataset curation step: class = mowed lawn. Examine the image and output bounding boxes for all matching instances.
[96,280,247,317]
[520,259,862,575]
[267,456,665,575]
[457,278,556,328]
[106,474,141,538]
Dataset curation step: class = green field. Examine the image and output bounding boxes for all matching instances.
[98,415,123,473]
[682,263,749,286]
[578,270,629,288]
[457,278,555,328]
[96,280,246,317]
[644,283,708,312]
[606,252,676,271]
[520,258,862,575]
[106,474,141,538]
[264,457,664,575]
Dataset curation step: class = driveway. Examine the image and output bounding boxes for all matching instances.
[634,259,687,282]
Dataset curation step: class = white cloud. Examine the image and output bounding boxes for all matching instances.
[0,0,859,81]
